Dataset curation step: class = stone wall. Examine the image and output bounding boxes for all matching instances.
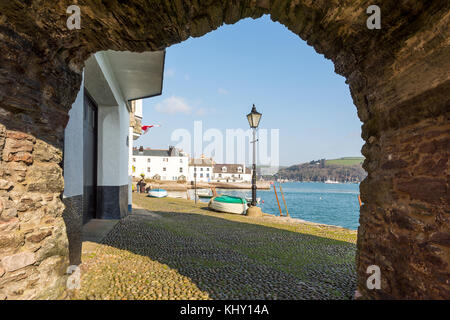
[0,0,448,299]
[0,125,69,299]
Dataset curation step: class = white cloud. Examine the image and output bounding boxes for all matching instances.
[164,68,175,77]
[218,88,229,95]
[196,107,216,116]
[155,96,192,115]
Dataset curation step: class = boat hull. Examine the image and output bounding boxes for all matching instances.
[198,194,213,199]
[208,197,248,215]
[148,189,168,198]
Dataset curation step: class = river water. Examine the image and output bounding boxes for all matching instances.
[184,182,361,230]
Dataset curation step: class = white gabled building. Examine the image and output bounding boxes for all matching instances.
[188,157,214,182]
[213,164,252,182]
[132,146,189,181]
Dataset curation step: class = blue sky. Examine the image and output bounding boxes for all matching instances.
[136,15,363,166]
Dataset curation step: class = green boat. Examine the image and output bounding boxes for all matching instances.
[208,195,248,214]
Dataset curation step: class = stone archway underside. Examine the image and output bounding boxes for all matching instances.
[0,1,448,299]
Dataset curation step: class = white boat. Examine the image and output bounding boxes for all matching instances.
[197,189,213,199]
[148,188,168,198]
[324,178,339,184]
[245,197,261,204]
[208,195,248,215]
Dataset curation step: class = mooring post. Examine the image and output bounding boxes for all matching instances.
[279,184,289,217]
[273,183,283,216]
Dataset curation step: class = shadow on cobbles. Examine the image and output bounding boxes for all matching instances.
[98,209,356,300]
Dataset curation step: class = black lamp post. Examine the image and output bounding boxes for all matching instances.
[247,104,262,207]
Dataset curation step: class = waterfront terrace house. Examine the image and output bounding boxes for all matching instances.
[188,157,214,182]
[132,146,189,181]
[213,164,252,183]
[63,50,165,262]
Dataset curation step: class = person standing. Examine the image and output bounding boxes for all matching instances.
[139,178,146,193]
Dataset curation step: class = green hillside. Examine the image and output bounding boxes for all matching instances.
[275,157,367,183]
[325,157,364,166]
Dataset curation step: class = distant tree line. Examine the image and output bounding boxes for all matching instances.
[273,159,367,183]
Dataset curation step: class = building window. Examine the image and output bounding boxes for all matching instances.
[194,167,197,172]
[147,167,150,172]
[207,168,209,171]
[200,168,203,171]
[133,158,136,162]
[200,173,203,178]
[238,167,242,173]
[163,158,168,162]
[163,167,166,172]
[147,158,151,163]
[180,159,183,163]
[179,168,183,173]
[218,174,222,178]
[194,173,197,178]
[206,173,210,178]
[222,167,227,172]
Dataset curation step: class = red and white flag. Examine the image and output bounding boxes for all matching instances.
[141,124,161,135]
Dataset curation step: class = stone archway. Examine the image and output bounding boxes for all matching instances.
[0,1,448,299]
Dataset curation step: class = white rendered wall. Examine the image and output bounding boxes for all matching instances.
[134,99,143,119]
[132,155,189,181]
[213,172,252,182]
[63,76,84,198]
[95,52,130,187]
[188,166,213,182]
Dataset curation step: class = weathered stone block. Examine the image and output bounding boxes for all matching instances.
[26,163,64,193]
[0,179,13,190]
[0,233,23,250]
[26,229,52,243]
[0,218,19,232]
[397,178,446,204]
[1,252,36,272]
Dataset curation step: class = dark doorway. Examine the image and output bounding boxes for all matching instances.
[83,90,98,224]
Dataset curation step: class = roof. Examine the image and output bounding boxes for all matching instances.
[189,158,214,166]
[84,51,165,108]
[213,164,248,174]
[133,149,171,157]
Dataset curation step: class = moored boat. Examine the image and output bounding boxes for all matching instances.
[208,195,248,215]
[197,189,213,199]
[245,197,261,205]
[148,188,168,198]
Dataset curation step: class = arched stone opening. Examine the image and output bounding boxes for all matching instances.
[0,1,448,299]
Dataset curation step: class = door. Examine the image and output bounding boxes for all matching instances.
[83,91,97,224]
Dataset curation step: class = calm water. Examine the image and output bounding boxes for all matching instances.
[190,182,361,230]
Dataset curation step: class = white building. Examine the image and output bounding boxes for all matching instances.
[213,164,252,182]
[63,50,164,263]
[132,146,189,181]
[188,158,214,182]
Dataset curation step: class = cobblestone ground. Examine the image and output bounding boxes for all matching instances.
[72,195,357,300]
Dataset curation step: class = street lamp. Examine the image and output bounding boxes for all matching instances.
[247,104,262,207]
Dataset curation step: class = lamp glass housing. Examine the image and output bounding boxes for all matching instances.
[247,105,262,128]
